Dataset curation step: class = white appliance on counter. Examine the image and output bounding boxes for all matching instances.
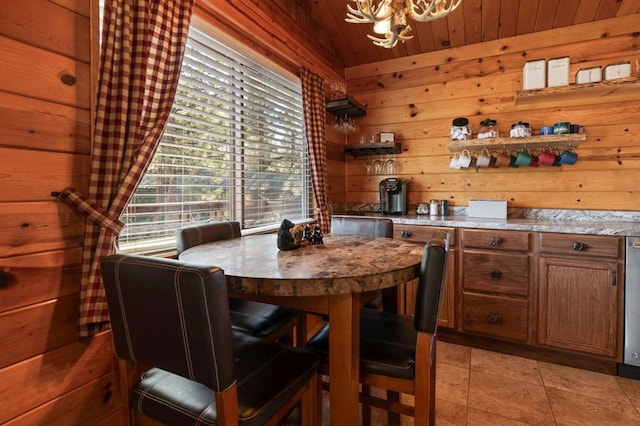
[620,237,640,379]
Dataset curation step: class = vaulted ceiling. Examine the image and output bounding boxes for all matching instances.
[306,0,640,68]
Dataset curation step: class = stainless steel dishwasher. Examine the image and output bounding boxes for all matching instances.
[619,237,640,379]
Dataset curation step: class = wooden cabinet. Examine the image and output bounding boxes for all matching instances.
[394,224,456,328]
[537,233,623,359]
[459,229,533,343]
[390,222,625,366]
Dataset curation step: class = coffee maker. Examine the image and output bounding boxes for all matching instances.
[379,178,408,215]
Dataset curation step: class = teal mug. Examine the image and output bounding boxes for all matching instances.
[509,150,520,168]
[515,148,532,166]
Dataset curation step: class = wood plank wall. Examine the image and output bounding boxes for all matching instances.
[0,0,126,424]
[339,14,640,212]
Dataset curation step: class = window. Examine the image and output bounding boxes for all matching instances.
[119,26,311,254]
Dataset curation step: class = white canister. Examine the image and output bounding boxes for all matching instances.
[548,57,570,87]
[523,59,546,90]
[429,199,439,216]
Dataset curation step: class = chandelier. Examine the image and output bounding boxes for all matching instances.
[346,0,462,48]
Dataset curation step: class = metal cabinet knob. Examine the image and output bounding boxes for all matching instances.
[572,242,588,251]
[0,271,12,287]
[400,230,411,238]
[489,237,502,246]
[487,313,502,324]
[489,270,503,279]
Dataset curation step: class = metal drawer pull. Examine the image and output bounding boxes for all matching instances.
[489,237,502,246]
[487,313,502,324]
[400,230,411,238]
[0,271,11,287]
[489,270,503,279]
[572,242,588,251]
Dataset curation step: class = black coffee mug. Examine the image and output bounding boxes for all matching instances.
[570,124,586,134]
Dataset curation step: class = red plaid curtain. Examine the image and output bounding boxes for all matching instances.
[54,0,195,337]
[300,68,330,233]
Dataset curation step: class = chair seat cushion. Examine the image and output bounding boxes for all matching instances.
[132,332,319,426]
[306,308,417,380]
[228,298,301,338]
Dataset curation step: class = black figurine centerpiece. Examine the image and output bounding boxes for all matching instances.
[277,218,300,251]
[277,219,323,250]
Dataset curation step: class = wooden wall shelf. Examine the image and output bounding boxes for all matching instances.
[326,95,366,118]
[514,77,640,106]
[447,134,586,152]
[345,142,401,157]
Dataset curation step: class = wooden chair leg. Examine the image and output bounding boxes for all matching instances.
[386,390,401,426]
[118,359,137,426]
[215,385,240,426]
[300,372,321,426]
[414,334,437,426]
[361,384,372,426]
[295,313,307,346]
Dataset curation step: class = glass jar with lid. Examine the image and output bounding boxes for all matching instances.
[450,117,472,141]
[478,119,499,139]
[510,121,531,138]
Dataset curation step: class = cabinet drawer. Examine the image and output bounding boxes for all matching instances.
[394,225,456,246]
[539,233,622,258]
[462,293,528,342]
[462,252,529,297]
[462,229,530,251]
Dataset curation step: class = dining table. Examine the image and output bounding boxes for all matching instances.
[178,232,424,425]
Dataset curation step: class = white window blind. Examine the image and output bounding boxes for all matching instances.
[119,26,310,254]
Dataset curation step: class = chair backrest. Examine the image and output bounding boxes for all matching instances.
[100,254,236,392]
[414,232,450,335]
[330,215,393,238]
[175,220,241,255]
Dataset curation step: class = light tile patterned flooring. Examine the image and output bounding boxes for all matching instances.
[318,341,640,425]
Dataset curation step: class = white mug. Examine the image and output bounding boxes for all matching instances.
[476,148,491,168]
[458,149,472,168]
[449,153,462,169]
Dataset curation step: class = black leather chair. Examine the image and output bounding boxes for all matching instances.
[330,215,395,310]
[101,254,321,426]
[306,232,449,426]
[176,221,305,345]
[330,215,394,239]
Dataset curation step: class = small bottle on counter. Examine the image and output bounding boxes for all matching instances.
[439,200,449,216]
[429,199,439,216]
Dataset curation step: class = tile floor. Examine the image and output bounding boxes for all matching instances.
[316,341,640,425]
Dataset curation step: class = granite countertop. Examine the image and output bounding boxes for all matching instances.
[342,207,640,237]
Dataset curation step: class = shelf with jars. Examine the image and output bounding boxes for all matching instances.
[447,134,586,152]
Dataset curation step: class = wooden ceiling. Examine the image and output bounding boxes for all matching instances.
[306,0,640,68]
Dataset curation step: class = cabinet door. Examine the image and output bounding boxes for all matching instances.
[538,256,620,358]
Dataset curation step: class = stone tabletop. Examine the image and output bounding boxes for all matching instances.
[178,234,426,296]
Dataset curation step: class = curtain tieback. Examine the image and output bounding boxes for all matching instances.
[51,188,124,235]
